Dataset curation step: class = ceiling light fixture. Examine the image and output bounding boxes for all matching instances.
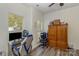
[60,3,64,7]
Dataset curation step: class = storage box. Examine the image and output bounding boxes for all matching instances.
[53,19,60,25]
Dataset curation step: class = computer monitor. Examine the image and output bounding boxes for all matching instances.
[9,32,22,41]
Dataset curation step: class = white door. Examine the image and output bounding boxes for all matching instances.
[32,20,43,49]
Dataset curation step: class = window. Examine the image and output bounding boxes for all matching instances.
[8,13,23,32]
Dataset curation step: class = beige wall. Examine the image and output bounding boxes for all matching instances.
[0,4,8,55]
[44,5,79,49]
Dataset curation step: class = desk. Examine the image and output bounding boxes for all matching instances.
[8,39,23,56]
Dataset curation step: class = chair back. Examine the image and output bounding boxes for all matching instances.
[22,30,29,38]
[25,35,33,49]
[40,32,47,40]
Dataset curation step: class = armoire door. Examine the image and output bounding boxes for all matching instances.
[57,25,68,49]
[48,25,57,47]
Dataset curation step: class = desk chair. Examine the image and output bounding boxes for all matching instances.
[19,35,33,55]
[40,32,48,48]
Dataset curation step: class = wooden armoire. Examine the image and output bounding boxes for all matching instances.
[48,19,68,49]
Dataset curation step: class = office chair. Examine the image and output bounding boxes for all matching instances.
[22,30,33,55]
[19,35,33,55]
[40,32,48,48]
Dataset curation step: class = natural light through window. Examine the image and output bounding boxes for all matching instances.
[8,13,23,32]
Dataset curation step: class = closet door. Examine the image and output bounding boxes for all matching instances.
[57,25,68,49]
[48,25,57,47]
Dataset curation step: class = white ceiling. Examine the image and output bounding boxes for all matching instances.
[23,3,79,13]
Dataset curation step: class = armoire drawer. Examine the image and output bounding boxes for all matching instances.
[48,34,56,37]
[57,41,68,44]
[48,40,56,47]
[48,33,56,36]
[48,36,56,40]
[57,41,68,49]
